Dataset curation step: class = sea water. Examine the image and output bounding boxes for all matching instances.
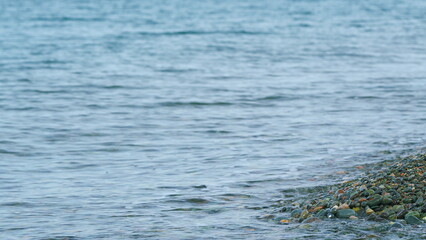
[1,0,426,239]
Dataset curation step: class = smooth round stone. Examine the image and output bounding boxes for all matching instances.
[392,205,404,212]
[298,224,312,229]
[366,207,375,215]
[315,209,326,218]
[302,217,321,223]
[415,196,424,206]
[390,222,404,228]
[382,196,393,205]
[373,224,391,232]
[405,215,423,225]
[405,211,421,219]
[300,210,310,220]
[367,195,382,207]
[336,209,356,219]
[291,209,302,218]
[273,216,287,222]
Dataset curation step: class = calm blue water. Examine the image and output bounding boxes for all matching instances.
[1,0,426,239]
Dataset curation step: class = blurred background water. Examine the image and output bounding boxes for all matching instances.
[0,0,425,239]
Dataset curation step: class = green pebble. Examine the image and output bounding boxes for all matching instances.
[315,209,326,218]
[298,224,312,229]
[373,224,391,232]
[405,215,423,225]
[273,216,287,222]
[291,209,302,218]
[336,209,356,219]
[390,222,404,228]
[405,211,421,219]
[392,205,404,212]
[367,194,382,207]
[382,196,393,205]
[415,196,424,206]
[300,209,310,220]
[302,217,321,223]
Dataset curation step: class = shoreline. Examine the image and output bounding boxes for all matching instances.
[271,152,426,226]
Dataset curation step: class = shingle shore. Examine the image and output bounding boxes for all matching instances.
[278,153,426,225]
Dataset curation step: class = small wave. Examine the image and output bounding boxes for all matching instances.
[0,202,33,207]
[218,193,253,198]
[4,107,39,111]
[32,17,104,22]
[17,78,31,83]
[132,30,269,37]
[80,132,107,137]
[69,84,129,90]
[157,186,189,190]
[246,178,284,184]
[159,101,233,107]
[165,198,210,204]
[164,207,224,214]
[156,68,197,73]
[94,148,121,153]
[325,52,376,58]
[40,236,79,240]
[255,95,301,101]
[349,23,365,28]
[289,23,312,28]
[184,198,210,204]
[60,164,98,170]
[164,208,204,212]
[85,104,105,109]
[40,60,70,65]
[290,10,314,16]
[206,45,238,52]
[111,214,144,218]
[102,85,127,89]
[239,95,302,103]
[204,130,232,134]
[4,227,28,231]
[0,149,20,155]
[347,96,382,99]
[22,89,68,94]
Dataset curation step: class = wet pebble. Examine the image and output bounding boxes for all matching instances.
[276,153,426,226]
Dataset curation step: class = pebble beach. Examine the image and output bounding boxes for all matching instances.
[266,152,426,236]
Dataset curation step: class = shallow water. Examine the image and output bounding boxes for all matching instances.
[1,0,426,239]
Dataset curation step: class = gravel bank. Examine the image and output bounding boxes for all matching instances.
[273,153,426,226]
